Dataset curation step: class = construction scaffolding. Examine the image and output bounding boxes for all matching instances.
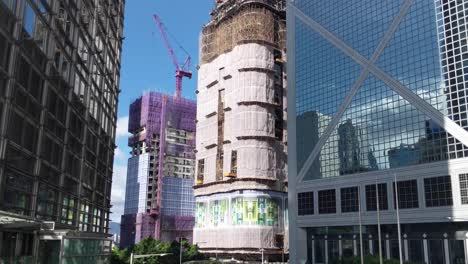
[121,92,197,248]
[128,92,196,147]
[194,0,287,261]
[200,0,286,64]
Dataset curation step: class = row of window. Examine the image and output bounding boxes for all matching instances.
[298,175,464,215]
[2,168,109,232]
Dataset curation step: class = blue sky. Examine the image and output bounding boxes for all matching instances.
[111,0,213,223]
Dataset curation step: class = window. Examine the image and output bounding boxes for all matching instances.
[231,150,237,175]
[424,176,453,207]
[7,110,38,153]
[47,89,67,123]
[197,159,205,184]
[366,183,388,211]
[0,28,11,70]
[36,184,58,221]
[318,189,336,214]
[393,180,419,209]
[65,152,81,179]
[341,187,359,213]
[275,108,283,140]
[216,89,225,181]
[79,202,92,231]
[41,135,63,167]
[23,2,37,37]
[428,240,445,264]
[61,195,76,225]
[459,174,468,204]
[63,176,78,195]
[2,169,33,215]
[5,144,35,173]
[40,162,60,185]
[92,208,102,232]
[298,192,314,215]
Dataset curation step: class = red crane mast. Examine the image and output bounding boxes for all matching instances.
[153,14,192,99]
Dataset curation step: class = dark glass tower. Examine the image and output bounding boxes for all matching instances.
[0,0,125,262]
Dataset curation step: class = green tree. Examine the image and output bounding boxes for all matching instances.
[111,246,128,264]
[112,238,206,264]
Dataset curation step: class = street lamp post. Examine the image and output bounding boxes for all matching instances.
[179,237,183,264]
[394,173,403,264]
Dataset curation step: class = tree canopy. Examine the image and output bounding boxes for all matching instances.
[112,238,205,264]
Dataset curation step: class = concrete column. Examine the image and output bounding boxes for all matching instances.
[325,236,329,264]
[403,234,409,261]
[32,231,39,264]
[338,235,343,258]
[369,235,374,255]
[353,238,357,256]
[444,234,450,264]
[299,228,310,264]
[385,234,390,260]
[464,239,468,264]
[423,234,429,264]
[311,236,315,264]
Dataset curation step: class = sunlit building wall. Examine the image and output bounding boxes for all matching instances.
[288,0,468,263]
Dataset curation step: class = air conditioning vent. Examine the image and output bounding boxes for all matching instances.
[41,221,55,231]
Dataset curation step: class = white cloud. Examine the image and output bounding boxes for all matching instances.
[114,147,129,162]
[116,116,130,139]
[110,163,128,223]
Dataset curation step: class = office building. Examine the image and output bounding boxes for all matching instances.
[0,0,125,262]
[120,92,196,248]
[288,0,468,263]
[194,0,288,260]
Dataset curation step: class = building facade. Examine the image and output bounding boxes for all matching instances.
[288,0,468,263]
[120,92,196,248]
[194,0,288,260]
[0,0,124,263]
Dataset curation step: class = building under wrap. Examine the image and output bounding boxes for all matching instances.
[120,92,196,248]
[193,0,288,260]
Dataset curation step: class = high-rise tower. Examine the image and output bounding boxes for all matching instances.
[194,0,287,260]
[0,0,125,262]
[288,0,468,263]
[120,92,197,248]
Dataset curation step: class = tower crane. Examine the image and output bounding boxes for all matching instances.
[153,14,192,99]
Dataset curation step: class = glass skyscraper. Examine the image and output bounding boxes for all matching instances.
[288,0,468,263]
[0,0,124,262]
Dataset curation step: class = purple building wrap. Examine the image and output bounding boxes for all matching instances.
[121,91,197,248]
[128,92,196,146]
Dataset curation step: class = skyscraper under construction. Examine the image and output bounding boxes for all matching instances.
[120,92,197,248]
[194,0,287,260]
